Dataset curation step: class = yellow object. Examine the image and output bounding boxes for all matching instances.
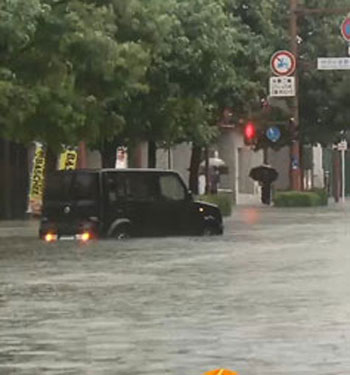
[58,148,78,170]
[28,142,46,215]
[203,369,239,375]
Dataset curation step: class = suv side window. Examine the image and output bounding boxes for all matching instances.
[159,174,186,201]
[106,173,126,203]
[125,174,159,201]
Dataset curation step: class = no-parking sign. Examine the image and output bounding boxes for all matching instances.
[270,50,296,76]
[341,16,350,42]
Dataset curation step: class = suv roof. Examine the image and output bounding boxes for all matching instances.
[50,168,178,174]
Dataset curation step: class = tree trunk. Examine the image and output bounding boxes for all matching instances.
[3,139,12,219]
[189,144,202,195]
[100,140,117,168]
[78,141,87,169]
[148,140,157,168]
[128,142,143,168]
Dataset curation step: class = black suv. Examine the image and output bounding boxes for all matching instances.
[39,169,223,240]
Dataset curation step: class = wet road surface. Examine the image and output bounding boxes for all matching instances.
[1,204,350,375]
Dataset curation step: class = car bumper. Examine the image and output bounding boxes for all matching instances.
[39,220,99,240]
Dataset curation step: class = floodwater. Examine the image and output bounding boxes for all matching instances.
[1,204,350,375]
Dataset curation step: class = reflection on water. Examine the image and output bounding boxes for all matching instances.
[241,208,261,226]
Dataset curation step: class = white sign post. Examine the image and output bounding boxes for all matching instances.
[269,76,296,97]
[338,140,348,203]
[342,149,346,203]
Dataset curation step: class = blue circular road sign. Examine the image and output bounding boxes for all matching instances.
[266,126,281,143]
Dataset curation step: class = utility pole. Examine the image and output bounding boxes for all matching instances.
[289,0,301,191]
[289,2,350,191]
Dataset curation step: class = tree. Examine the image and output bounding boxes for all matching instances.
[0,0,45,139]
[0,0,150,165]
[114,0,275,190]
[6,0,350,186]
[228,0,350,150]
[297,0,350,145]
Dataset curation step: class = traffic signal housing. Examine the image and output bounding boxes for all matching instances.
[243,119,297,149]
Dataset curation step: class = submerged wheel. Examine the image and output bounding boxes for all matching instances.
[202,222,219,236]
[112,224,131,240]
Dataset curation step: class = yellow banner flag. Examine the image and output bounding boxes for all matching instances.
[58,148,78,170]
[28,142,46,215]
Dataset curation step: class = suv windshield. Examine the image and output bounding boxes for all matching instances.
[45,172,98,201]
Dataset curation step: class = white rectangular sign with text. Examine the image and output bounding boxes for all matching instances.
[269,76,295,97]
[317,57,350,70]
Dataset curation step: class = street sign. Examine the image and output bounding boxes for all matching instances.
[337,140,348,151]
[270,50,296,76]
[317,57,350,70]
[341,16,350,41]
[266,126,281,143]
[269,76,295,97]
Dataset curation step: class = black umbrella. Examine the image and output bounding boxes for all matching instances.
[249,165,278,183]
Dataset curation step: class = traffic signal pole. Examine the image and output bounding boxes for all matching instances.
[289,0,301,191]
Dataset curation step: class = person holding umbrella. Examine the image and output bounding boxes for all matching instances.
[199,151,229,194]
[249,163,278,205]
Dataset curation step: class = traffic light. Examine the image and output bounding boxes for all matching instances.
[244,122,257,145]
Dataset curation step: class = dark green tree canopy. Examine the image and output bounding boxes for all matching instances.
[1,0,350,152]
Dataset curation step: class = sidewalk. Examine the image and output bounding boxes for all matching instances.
[0,218,39,238]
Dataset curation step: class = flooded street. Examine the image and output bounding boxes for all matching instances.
[1,205,350,375]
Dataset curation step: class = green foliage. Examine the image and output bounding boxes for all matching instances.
[113,0,275,151]
[0,0,150,149]
[2,0,348,155]
[274,190,328,207]
[311,188,329,206]
[199,193,233,217]
[297,0,350,145]
[0,0,45,55]
[232,0,350,150]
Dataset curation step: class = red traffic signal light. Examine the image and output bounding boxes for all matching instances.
[244,122,256,144]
